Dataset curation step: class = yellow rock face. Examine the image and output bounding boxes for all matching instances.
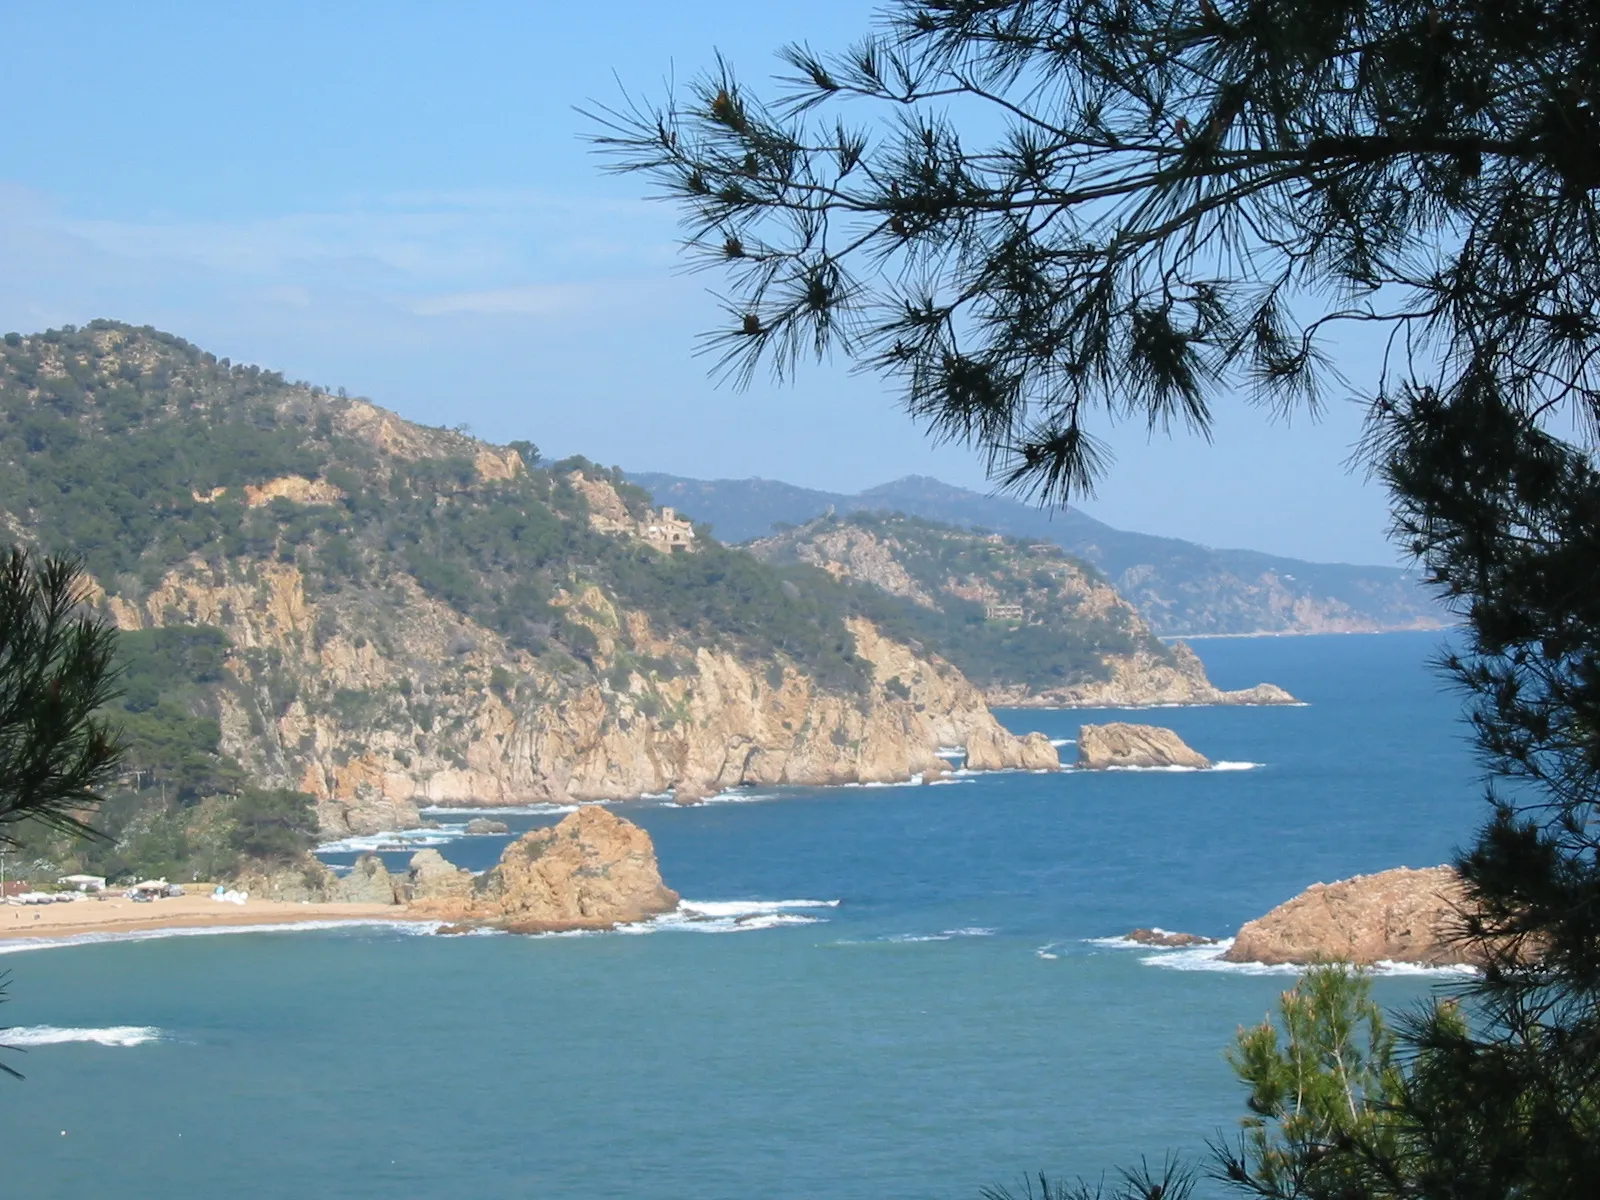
[412,806,680,931]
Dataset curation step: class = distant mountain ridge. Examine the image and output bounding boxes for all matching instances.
[629,472,1445,637]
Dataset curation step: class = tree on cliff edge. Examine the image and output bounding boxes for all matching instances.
[593,1,1600,1195]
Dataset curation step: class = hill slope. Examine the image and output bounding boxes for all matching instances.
[749,514,1294,707]
[0,321,1056,880]
[630,472,1444,637]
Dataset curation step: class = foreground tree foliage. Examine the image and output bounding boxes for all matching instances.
[0,549,124,1079]
[0,549,122,844]
[598,1,1600,1195]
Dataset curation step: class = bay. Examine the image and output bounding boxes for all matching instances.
[5,632,1483,1199]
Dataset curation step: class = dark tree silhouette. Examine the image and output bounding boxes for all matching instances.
[590,0,1600,504]
[596,2,1600,1195]
[0,549,123,844]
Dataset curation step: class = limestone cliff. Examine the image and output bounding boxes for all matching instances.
[1223,866,1472,966]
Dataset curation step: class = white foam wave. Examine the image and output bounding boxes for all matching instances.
[1134,939,1479,977]
[884,926,996,944]
[678,899,839,917]
[0,919,441,956]
[316,827,468,853]
[689,791,781,806]
[1049,738,1074,747]
[418,804,581,817]
[1089,761,1261,773]
[4,1025,164,1047]
[1084,928,1219,951]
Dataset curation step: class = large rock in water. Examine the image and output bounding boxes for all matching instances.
[1224,866,1471,966]
[412,806,679,933]
[1075,722,1210,769]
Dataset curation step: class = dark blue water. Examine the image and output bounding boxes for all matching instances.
[4,633,1484,1199]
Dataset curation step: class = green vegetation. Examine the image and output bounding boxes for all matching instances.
[0,549,123,846]
[7,615,316,885]
[0,321,878,694]
[755,513,1168,690]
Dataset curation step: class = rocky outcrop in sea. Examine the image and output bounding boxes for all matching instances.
[411,806,680,933]
[1223,866,1471,966]
[1075,722,1210,770]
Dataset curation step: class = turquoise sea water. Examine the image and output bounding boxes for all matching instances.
[6,632,1484,1199]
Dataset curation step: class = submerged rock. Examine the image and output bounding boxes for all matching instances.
[1075,722,1210,770]
[1124,928,1216,948]
[412,806,679,933]
[1224,866,1471,966]
[464,817,510,835]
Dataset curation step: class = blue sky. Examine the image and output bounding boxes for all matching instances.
[0,1,1397,565]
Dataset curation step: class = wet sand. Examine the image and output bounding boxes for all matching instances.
[0,895,419,940]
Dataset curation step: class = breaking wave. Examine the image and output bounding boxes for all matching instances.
[316,827,468,853]
[4,1025,164,1047]
[0,920,442,956]
[1125,938,1478,977]
[417,802,585,817]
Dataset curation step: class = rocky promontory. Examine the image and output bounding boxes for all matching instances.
[410,805,680,932]
[1075,722,1210,770]
[1224,866,1471,966]
[1005,643,1297,708]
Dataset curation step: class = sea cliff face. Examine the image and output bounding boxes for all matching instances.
[102,554,1055,835]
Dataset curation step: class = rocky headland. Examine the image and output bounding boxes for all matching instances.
[1000,642,1297,708]
[749,515,1296,710]
[1075,722,1211,770]
[0,322,1061,881]
[1223,866,1472,967]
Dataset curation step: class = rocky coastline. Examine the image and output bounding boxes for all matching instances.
[988,643,1296,708]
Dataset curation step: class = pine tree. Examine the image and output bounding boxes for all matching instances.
[0,548,123,843]
[595,3,1600,1195]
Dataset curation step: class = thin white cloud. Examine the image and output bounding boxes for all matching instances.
[413,283,602,317]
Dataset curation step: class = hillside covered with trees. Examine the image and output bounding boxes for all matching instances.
[0,321,1055,885]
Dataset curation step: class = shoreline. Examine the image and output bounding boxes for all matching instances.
[1159,625,1452,641]
[0,895,415,942]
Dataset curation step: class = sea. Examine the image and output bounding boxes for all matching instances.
[4,632,1485,1200]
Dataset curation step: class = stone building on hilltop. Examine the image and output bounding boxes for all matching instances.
[641,506,695,553]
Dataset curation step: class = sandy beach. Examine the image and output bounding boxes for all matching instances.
[0,895,420,941]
